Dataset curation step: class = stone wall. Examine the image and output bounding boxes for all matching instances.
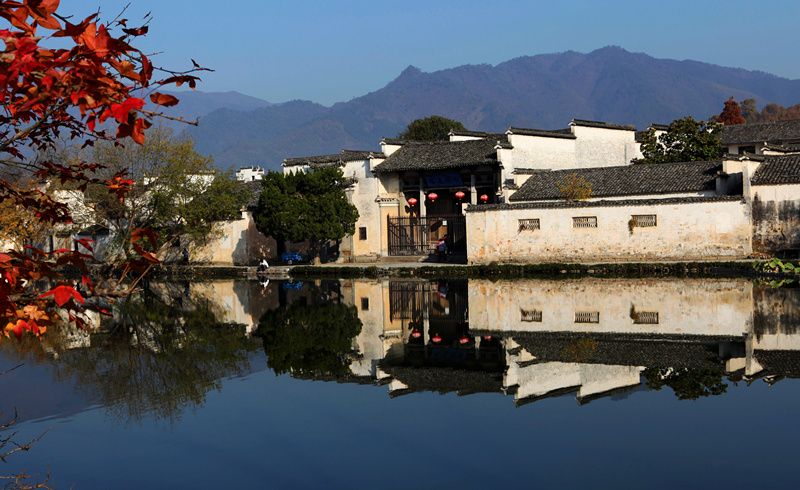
[466,197,751,263]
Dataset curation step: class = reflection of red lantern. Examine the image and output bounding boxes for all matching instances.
[480,194,489,203]
[408,197,418,206]
[411,330,422,339]
[459,336,470,344]
[432,333,442,343]
[455,191,465,201]
[484,335,492,340]
[428,192,438,202]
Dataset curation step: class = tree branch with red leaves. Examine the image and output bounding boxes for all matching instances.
[0,0,207,342]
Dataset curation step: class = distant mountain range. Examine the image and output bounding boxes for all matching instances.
[165,46,800,171]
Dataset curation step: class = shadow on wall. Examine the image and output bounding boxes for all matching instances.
[752,197,800,253]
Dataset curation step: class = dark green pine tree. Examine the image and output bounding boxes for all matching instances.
[253,167,359,263]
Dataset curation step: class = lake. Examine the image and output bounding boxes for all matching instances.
[2,277,799,489]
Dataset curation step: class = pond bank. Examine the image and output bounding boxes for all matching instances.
[139,259,799,280]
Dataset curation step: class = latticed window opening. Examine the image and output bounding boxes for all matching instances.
[633,311,659,324]
[518,219,540,232]
[520,308,542,322]
[572,216,597,228]
[575,311,600,323]
[631,214,657,227]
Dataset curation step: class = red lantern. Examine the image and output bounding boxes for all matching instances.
[459,336,470,344]
[408,197,418,206]
[428,192,438,202]
[411,330,422,339]
[431,333,442,343]
[455,191,465,201]
[480,194,489,203]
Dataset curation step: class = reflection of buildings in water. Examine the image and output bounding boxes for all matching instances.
[334,278,800,406]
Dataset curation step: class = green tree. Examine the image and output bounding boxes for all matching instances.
[740,98,759,123]
[76,126,249,254]
[632,116,722,164]
[717,97,746,125]
[256,301,363,376]
[253,167,359,264]
[643,367,728,400]
[397,115,467,141]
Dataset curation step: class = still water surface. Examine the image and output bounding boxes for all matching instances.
[2,277,799,488]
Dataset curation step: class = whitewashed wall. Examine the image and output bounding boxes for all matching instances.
[469,278,752,338]
[466,198,751,263]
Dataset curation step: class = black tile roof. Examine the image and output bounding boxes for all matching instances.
[720,119,800,145]
[468,195,742,213]
[570,119,637,131]
[507,127,576,139]
[283,150,383,168]
[510,334,728,370]
[379,365,505,396]
[752,350,800,378]
[508,160,722,202]
[380,137,407,146]
[750,154,800,185]
[372,138,502,173]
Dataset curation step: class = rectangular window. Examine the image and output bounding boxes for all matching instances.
[359,227,367,240]
[361,297,369,311]
[575,311,600,323]
[520,308,542,322]
[632,311,659,324]
[572,216,597,228]
[518,218,540,232]
[631,214,657,227]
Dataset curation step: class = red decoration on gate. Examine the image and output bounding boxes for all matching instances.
[428,192,438,202]
[480,194,489,202]
[408,197,418,206]
[455,191,465,201]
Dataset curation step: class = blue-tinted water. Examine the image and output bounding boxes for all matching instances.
[2,278,799,489]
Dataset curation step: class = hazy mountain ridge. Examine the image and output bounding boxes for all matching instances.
[175,47,800,171]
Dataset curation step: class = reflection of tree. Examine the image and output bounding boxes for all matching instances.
[643,367,728,400]
[256,301,362,376]
[49,287,259,425]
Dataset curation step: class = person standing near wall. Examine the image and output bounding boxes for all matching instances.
[436,238,447,262]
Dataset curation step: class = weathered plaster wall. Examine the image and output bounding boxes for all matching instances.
[469,278,752,338]
[572,125,641,168]
[466,199,751,263]
[751,184,800,252]
[346,159,382,260]
[504,127,640,176]
[504,134,577,172]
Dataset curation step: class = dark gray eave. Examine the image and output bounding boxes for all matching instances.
[283,150,383,168]
[570,118,637,131]
[467,195,743,213]
[450,129,506,139]
[507,126,576,139]
[508,160,723,202]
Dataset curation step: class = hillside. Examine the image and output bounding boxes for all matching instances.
[179,47,800,171]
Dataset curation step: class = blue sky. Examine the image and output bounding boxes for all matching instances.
[66,0,800,106]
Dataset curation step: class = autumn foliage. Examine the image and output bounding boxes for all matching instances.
[717,97,745,125]
[0,1,204,342]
